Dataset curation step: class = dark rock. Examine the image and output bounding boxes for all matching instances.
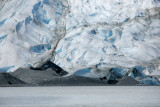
[30,61,68,76]
[42,75,109,86]
[9,68,109,86]
[100,76,107,80]
[116,76,140,86]
[99,76,119,85]
[11,68,59,85]
[0,72,27,86]
[107,80,119,85]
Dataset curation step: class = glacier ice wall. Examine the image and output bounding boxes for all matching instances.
[0,0,160,76]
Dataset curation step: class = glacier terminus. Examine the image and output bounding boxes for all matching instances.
[0,0,160,85]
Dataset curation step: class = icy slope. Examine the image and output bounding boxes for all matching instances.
[0,0,160,77]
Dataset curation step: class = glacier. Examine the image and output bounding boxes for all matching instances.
[0,0,160,82]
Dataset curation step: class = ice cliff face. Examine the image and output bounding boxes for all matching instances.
[0,0,160,77]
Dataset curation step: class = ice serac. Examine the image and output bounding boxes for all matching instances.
[53,0,160,76]
[0,0,68,71]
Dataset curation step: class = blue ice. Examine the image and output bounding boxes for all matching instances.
[140,77,160,85]
[90,13,96,17]
[67,57,72,62]
[30,44,51,53]
[16,21,24,31]
[113,68,127,77]
[119,31,122,38]
[0,18,7,27]
[90,30,97,34]
[0,66,15,72]
[123,18,130,23]
[108,30,113,37]
[132,33,144,41]
[43,0,49,4]
[0,35,8,43]
[56,12,62,15]
[109,38,116,43]
[32,2,51,24]
[56,48,62,53]
[102,47,107,53]
[74,68,91,76]
[135,66,146,77]
[25,16,32,25]
[104,30,113,41]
